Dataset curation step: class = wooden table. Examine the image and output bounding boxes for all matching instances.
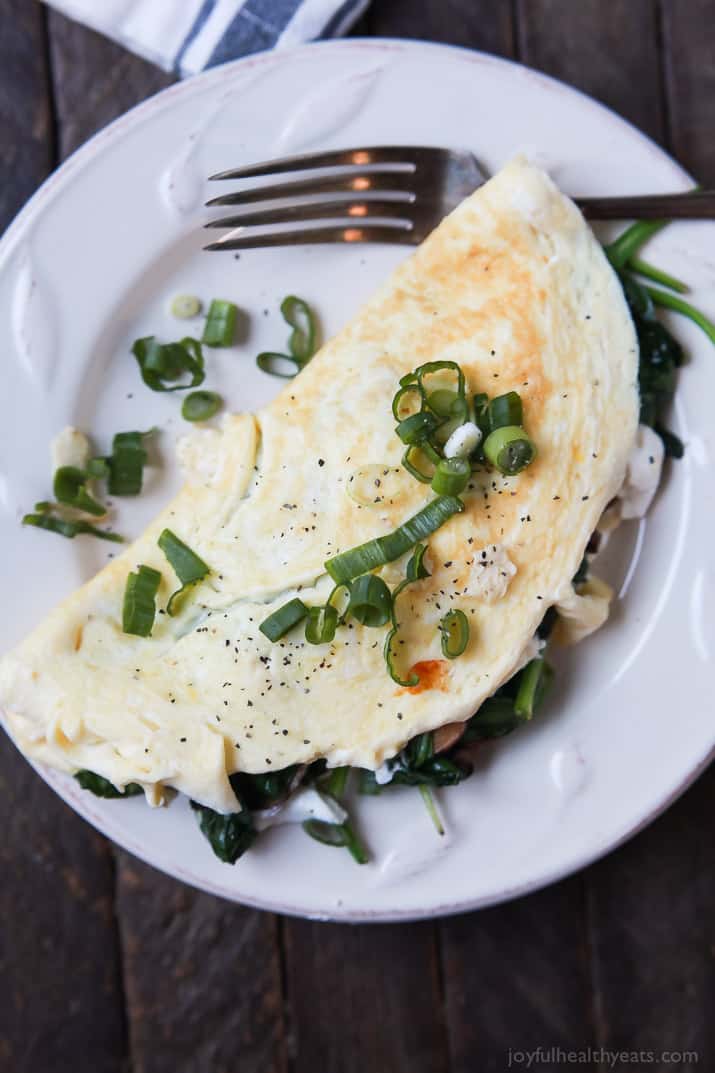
[1,3,713,1071]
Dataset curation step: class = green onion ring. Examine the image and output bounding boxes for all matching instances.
[325,495,463,584]
[347,575,392,628]
[122,564,162,637]
[259,598,308,642]
[305,604,339,645]
[395,411,439,446]
[487,390,523,431]
[158,528,211,616]
[53,466,106,516]
[431,457,471,496]
[182,390,223,422]
[483,425,536,475]
[22,511,123,543]
[131,336,205,393]
[392,382,424,421]
[202,299,238,347]
[438,609,470,659]
[281,296,317,362]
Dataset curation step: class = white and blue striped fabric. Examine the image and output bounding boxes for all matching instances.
[43,0,370,77]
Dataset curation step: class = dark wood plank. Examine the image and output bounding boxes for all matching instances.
[116,855,286,1073]
[283,919,449,1073]
[0,746,128,1073]
[0,0,53,227]
[365,0,515,57]
[661,0,715,182]
[440,878,597,1073]
[0,7,128,1073]
[47,11,173,157]
[516,0,665,142]
[46,16,288,1073]
[584,768,715,1071]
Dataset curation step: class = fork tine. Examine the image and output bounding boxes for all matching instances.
[204,223,419,251]
[209,146,425,181]
[205,199,415,230]
[206,173,416,207]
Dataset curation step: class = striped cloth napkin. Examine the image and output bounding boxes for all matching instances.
[43,0,370,77]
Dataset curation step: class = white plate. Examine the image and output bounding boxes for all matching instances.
[1,39,713,922]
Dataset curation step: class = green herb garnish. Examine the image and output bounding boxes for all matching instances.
[158,528,210,615]
[131,336,205,392]
[53,466,106,516]
[326,495,463,584]
[202,299,238,347]
[182,390,222,422]
[22,508,123,543]
[122,564,161,637]
[257,295,318,377]
[259,597,308,642]
[438,608,470,659]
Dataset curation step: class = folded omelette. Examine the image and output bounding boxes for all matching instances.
[0,158,638,813]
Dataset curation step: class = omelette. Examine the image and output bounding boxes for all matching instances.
[0,158,638,817]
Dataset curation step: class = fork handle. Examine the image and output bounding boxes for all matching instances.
[576,190,715,220]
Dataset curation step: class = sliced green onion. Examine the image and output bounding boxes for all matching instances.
[628,256,688,293]
[122,564,161,637]
[406,543,431,583]
[414,360,465,399]
[158,528,210,615]
[86,457,110,479]
[383,546,431,687]
[171,294,202,319]
[488,391,523,431]
[646,285,715,344]
[302,818,368,864]
[438,608,469,659]
[514,657,554,719]
[605,220,667,270]
[282,296,316,363]
[53,466,106,516]
[426,388,459,418]
[473,392,489,425]
[182,390,222,422]
[431,457,470,496]
[347,574,392,628]
[325,495,463,584]
[256,352,302,378]
[75,771,143,798]
[305,603,338,645]
[392,382,424,420]
[22,510,123,542]
[418,784,445,836]
[395,411,439,445]
[402,444,439,484]
[107,430,151,496]
[327,582,351,623]
[131,336,205,392]
[259,597,308,641]
[384,625,418,687]
[202,299,238,347]
[256,297,318,378]
[483,425,536,475]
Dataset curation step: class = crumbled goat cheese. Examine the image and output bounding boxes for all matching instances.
[465,543,516,603]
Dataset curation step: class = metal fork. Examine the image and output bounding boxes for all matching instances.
[204,145,715,251]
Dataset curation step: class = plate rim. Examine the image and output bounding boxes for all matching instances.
[2,36,712,922]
